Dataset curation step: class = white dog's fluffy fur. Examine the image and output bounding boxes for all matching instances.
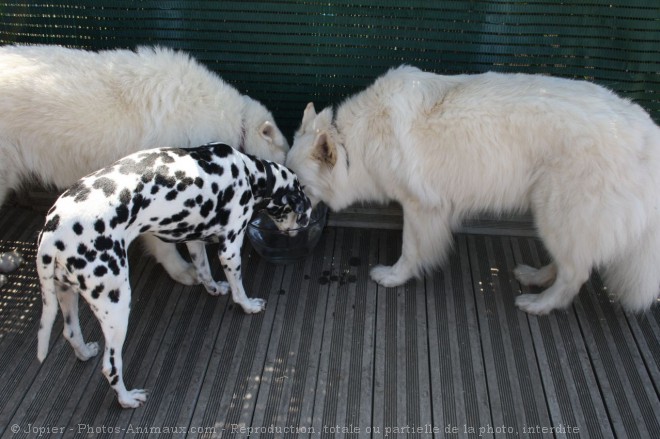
[287,65,660,315]
[0,44,289,284]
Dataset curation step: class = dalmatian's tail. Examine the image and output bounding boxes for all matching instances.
[36,239,59,362]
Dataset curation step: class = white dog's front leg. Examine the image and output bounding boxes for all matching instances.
[370,204,452,287]
[186,241,229,295]
[141,234,199,285]
[57,289,99,361]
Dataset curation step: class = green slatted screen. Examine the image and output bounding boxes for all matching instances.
[1,1,658,136]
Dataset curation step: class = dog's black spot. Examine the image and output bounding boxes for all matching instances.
[42,254,52,265]
[231,164,240,178]
[92,177,117,197]
[84,249,98,262]
[44,215,60,232]
[151,185,160,195]
[281,170,288,180]
[165,190,178,201]
[155,173,176,189]
[239,190,252,206]
[66,256,87,271]
[90,284,104,300]
[110,205,129,228]
[211,183,219,194]
[77,275,87,290]
[141,170,155,184]
[217,209,231,226]
[255,160,265,173]
[95,219,105,234]
[63,182,91,202]
[171,210,190,223]
[77,243,89,255]
[222,186,235,204]
[73,222,84,235]
[194,177,204,188]
[55,240,66,251]
[107,257,120,276]
[94,265,108,277]
[200,199,214,217]
[108,289,120,303]
[110,376,119,386]
[113,240,125,260]
[95,236,114,251]
[140,225,151,233]
[117,189,130,205]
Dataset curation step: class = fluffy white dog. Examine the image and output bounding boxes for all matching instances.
[0,44,289,284]
[286,65,660,315]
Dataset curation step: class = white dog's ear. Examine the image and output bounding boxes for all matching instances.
[312,132,337,167]
[259,121,275,143]
[301,102,317,130]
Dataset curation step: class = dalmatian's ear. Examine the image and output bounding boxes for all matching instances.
[282,191,310,214]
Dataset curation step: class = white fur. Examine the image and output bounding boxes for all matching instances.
[287,65,660,315]
[0,44,289,284]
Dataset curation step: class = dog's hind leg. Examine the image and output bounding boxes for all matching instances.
[37,278,59,362]
[515,263,589,315]
[57,286,99,361]
[218,239,266,314]
[141,234,199,286]
[370,204,452,287]
[93,285,147,408]
[186,241,228,296]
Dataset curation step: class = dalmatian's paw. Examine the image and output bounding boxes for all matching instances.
[239,298,266,314]
[118,388,148,409]
[74,341,99,361]
[206,281,230,296]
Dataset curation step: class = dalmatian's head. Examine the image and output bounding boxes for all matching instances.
[264,184,312,232]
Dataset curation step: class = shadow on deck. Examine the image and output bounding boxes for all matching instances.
[0,204,658,438]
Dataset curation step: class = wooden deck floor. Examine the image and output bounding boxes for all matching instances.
[0,204,659,438]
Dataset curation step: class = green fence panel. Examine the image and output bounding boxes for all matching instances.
[1,1,658,135]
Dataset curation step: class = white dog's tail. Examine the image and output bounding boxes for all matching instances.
[603,218,660,313]
[36,238,59,362]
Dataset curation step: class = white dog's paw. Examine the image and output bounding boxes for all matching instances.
[238,298,266,314]
[515,294,555,315]
[118,388,148,409]
[75,341,99,361]
[170,263,199,286]
[370,264,408,288]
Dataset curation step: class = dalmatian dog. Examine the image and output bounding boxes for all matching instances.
[36,142,311,408]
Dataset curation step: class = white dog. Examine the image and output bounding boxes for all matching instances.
[286,65,660,315]
[0,44,289,284]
